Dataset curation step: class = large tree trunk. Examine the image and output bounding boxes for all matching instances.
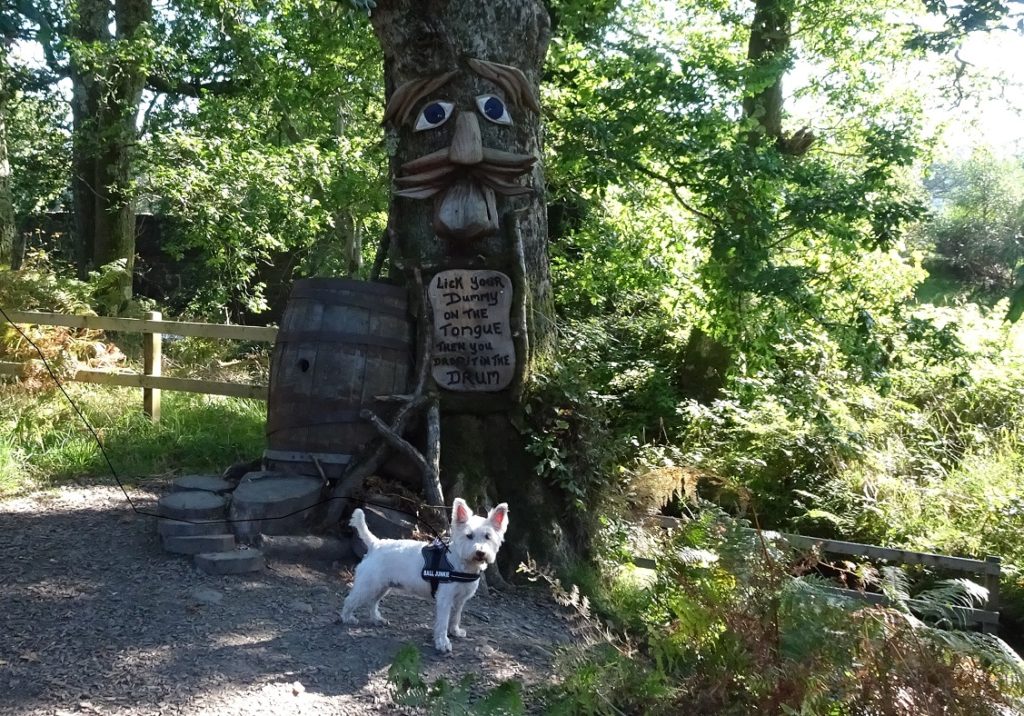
[0,53,15,268]
[369,0,568,567]
[70,0,150,306]
[94,0,150,305]
[69,0,107,279]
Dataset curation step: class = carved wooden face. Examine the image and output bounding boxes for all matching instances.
[384,59,539,242]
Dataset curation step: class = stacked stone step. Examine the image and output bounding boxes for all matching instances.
[228,471,324,544]
[156,475,265,575]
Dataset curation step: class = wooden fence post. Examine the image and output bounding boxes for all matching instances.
[984,555,1001,634]
[144,310,162,422]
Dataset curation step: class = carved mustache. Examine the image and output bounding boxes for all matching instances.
[393,146,537,200]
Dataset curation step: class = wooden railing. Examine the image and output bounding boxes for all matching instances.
[635,514,1002,633]
[0,309,277,421]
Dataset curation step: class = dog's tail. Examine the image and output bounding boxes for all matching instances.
[349,509,380,552]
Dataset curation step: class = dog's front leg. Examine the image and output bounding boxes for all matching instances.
[433,589,455,653]
[448,585,475,638]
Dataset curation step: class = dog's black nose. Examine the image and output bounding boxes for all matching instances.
[474,550,487,561]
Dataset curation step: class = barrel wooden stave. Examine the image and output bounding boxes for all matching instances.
[264,278,412,478]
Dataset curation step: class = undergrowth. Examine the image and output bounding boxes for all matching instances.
[0,385,265,495]
[540,507,1024,715]
[0,253,267,495]
[387,643,525,715]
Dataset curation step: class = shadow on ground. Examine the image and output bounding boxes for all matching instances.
[0,486,574,715]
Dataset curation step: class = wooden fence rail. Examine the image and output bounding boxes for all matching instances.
[0,309,277,420]
[635,514,1001,633]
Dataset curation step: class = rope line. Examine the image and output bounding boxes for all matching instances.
[0,306,447,541]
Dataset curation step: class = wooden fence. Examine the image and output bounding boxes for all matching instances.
[0,309,277,421]
[636,514,1002,633]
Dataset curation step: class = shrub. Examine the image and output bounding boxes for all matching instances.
[923,151,1024,292]
[546,507,1024,715]
[387,643,525,715]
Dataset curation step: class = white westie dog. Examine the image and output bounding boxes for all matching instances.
[341,498,508,653]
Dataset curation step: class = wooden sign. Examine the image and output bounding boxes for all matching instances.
[428,269,515,391]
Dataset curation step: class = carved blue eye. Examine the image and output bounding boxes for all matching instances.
[414,101,454,131]
[476,94,512,125]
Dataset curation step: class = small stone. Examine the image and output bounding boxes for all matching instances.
[260,534,353,563]
[221,458,262,484]
[361,504,417,541]
[289,600,314,614]
[291,681,305,696]
[190,587,224,606]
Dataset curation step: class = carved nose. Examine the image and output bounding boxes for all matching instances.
[448,112,483,165]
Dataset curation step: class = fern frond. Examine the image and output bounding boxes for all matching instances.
[877,565,913,605]
[911,578,987,628]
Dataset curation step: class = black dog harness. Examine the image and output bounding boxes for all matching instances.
[421,539,481,598]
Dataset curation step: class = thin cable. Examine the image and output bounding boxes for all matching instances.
[1,306,140,510]
[0,307,448,541]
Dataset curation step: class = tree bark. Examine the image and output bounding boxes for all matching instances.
[743,0,814,155]
[95,0,150,303]
[69,0,108,279]
[70,0,150,306]
[743,0,792,141]
[369,0,568,567]
[0,51,15,268]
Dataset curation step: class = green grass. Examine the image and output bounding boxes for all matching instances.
[0,383,265,496]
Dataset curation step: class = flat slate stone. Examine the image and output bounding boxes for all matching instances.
[260,534,353,563]
[229,473,323,542]
[157,518,229,538]
[194,549,265,575]
[158,491,228,521]
[171,475,234,494]
[163,534,236,555]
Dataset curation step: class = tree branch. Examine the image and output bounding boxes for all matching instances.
[145,74,241,98]
[619,158,719,225]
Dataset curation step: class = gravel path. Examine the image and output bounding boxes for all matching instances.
[0,485,575,715]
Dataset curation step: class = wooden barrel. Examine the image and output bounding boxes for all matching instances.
[264,278,413,479]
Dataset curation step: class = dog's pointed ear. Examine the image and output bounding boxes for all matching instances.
[488,503,509,533]
[452,498,473,524]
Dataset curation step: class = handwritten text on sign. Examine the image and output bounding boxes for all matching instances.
[428,269,515,391]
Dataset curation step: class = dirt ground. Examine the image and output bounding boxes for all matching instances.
[0,485,577,715]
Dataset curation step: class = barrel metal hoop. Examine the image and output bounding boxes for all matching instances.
[262,449,353,465]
